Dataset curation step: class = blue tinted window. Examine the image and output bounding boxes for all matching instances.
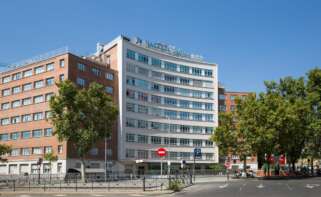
[192,67,202,76]
[138,53,149,64]
[179,65,189,73]
[22,131,31,139]
[204,69,213,77]
[164,61,177,71]
[126,49,136,60]
[151,58,162,67]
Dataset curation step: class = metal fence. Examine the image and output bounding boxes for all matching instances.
[0,173,193,192]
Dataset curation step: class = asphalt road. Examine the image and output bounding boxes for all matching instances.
[172,177,321,197]
[2,177,321,197]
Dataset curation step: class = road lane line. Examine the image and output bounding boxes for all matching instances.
[54,195,66,197]
[256,183,264,189]
[219,183,229,188]
[286,183,293,191]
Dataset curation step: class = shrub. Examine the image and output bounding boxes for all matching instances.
[168,179,182,192]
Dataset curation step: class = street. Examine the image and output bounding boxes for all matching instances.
[2,177,321,197]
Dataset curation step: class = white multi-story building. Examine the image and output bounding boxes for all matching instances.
[92,35,219,172]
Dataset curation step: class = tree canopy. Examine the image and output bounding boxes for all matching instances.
[49,80,118,181]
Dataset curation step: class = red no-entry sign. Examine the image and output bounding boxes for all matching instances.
[157,148,167,157]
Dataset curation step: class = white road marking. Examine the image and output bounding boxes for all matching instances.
[306,184,320,189]
[55,195,66,197]
[219,183,229,188]
[130,194,144,197]
[286,183,293,191]
[19,195,31,197]
[257,183,264,189]
[91,195,104,197]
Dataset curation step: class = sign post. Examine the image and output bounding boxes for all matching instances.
[157,148,167,176]
[193,148,202,183]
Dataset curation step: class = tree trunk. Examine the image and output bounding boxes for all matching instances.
[311,158,314,176]
[292,161,296,172]
[243,155,247,177]
[80,158,86,183]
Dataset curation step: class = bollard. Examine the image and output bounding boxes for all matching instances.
[142,176,146,191]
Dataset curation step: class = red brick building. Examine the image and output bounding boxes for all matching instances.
[0,50,118,175]
[218,85,258,170]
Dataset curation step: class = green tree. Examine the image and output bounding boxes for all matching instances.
[44,152,58,182]
[49,80,118,182]
[0,144,11,161]
[305,68,321,174]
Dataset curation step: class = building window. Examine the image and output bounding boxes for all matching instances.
[105,73,113,80]
[137,120,148,128]
[58,145,63,154]
[164,98,177,106]
[205,114,213,122]
[12,100,21,108]
[205,127,214,134]
[76,77,85,87]
[180,125,190,133]
[164,110,177,119]
[12,72,22,81]
[44,146,52,153]
[170,138,177,146]
[151,122,161,130]
[34,66,45,74]
[11,116,21,124]
[11,149,20,156]
[137,150,148,159]
[105,86,113,94]
[180,139,190,146]
[193,139,202,147]
[46,63,54,71]
[0,133,9,141]
[57,163,62,173]
[34,95,44,104]
[137,92,148,102]
[126,89,135,99]
[205,103,213,111]
[11,132,20,140]
[126,49,136,60]
[2,88,10,96]
[33,112,43,121]
[204,69,213,77]
[126,149,135,158]
[126,103,135,112]
[151,58,161,67]
[126,118,136,127]
[138,53,149,64]
[43,163,51,174]
[59,74,64,81]
[230,95,236,100]
[22,97,32,105]
[34,80,44,89]
[22,114,32,122]
[32,129,42,138]
[32,147,42,155]
[180,78,190,85]
[137,105,148,114]
[77,63,86,71]
[164,61,177,71]
[137,135,148,144]
[1,102,10,110]
[151,136,161,144]
[179,112,190,120]
[179,65,190,73]
[23,69,33,78]
[2,75,11,83]
[22,131,31,139]
[46,77,55,86]
[126,133,136,142]
[22,148,31,156]
[45,92,54,101]
[23,83,32,91]
[1,118,10,125]
[164,86,175,93]
[192,68,202,76]
[44,128,53,137]
[151,95,161,104]
[91,67,101,76]
[59,59,65,68]
[192,113,202,121]
[179,100,190,108]
[192,102,202,109]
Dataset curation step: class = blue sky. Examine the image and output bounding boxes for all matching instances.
[1,0,320,92]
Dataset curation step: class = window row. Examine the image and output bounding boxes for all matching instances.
[126,133,213,148]
[126,102,214,122]
[2,60,64,84]
[0,111,51,126]
[0,128,53,141]
[126,63,213,88]
[125,118,214,135]
[76,77,113,94]
[125,149,214,160]
[77,63,114,80]
[1,76,58,97]
[1,92,54,110]
[126,78,214,99]
[8,145,62,157]
[126,49,213,78]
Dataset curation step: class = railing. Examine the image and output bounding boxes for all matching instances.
[0,172,193,192]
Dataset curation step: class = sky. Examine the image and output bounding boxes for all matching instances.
[0,0,321,92]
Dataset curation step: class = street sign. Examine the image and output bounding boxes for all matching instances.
[194,148,202,158]
[157,148,167,157]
